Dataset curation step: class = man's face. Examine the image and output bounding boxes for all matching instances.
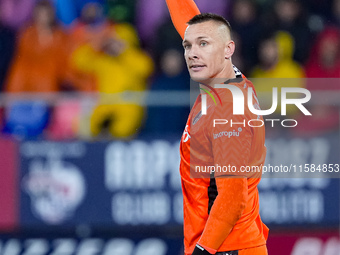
[259,38,278,67]
[183,21,231,83]
[34,6,55,27]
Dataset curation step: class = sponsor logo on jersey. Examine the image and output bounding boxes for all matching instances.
[182,125,191,142]
[213,128,243,139]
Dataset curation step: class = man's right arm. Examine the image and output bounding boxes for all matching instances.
[165,0,200,39]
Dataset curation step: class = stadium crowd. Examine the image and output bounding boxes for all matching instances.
[0,0,339,139]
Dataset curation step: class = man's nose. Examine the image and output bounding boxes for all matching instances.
[187,45,199,60]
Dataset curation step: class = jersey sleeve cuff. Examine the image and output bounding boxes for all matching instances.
[196,242,217,254]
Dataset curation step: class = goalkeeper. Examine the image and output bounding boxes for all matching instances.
[165,0,269,255]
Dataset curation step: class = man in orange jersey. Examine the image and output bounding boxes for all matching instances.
[165,1,269,255]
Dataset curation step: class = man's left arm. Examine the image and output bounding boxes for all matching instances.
[193,105,252,254]
[197,177,247,252]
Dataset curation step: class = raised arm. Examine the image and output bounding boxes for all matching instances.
[165,0,200,39]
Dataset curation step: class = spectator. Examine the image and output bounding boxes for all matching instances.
[0,0,37,30]
[6,0,72,93]
[107,0,136,24]
[251,31,305,117]
[71,8,154,139]
[261,0,312,63]
[331,0,340,26]
[69,2,112,92]
[294,26,340,136]
[305,26,340,78]
[0,19,15,91]
[136,0,231,48]
[144,49,190,135]
[53,0,78,27]
[52,0,105,27]
[0,14,15,135]
[152,19,183,68]
[70,2,112,50]
[136,0,168,48]
[251,31,305,78]
[230,0,259,75]
[0,0,104,29]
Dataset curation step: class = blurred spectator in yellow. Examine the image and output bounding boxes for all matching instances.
[251,31,305,117]
[294,26,340,136]
[5,0,72,93]
[71,3,154,139]
[251,31,305,78]
[68,2,112,92]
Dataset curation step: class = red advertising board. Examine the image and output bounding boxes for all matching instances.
[268,230,340,255]
[0,137,18,231]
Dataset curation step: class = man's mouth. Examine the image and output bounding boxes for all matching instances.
[190,64,206,72]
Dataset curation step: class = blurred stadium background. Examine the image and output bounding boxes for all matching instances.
[0,0,339,254]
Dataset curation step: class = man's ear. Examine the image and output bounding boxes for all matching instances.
[225,40,235,59]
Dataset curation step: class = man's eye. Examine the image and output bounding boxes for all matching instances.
[183,45,191,49]
[200,41,207,46]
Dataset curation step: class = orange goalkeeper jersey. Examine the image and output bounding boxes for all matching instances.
[179,77,269,254]
[166,0,269,253]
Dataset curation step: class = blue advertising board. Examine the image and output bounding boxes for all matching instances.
[18,133,340,228]
[19,139,183,227]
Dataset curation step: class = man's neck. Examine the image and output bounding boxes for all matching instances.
[199,65,237,93]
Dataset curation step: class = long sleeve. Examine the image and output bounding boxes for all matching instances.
[165,0,200,39]
[198,177,247,250]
